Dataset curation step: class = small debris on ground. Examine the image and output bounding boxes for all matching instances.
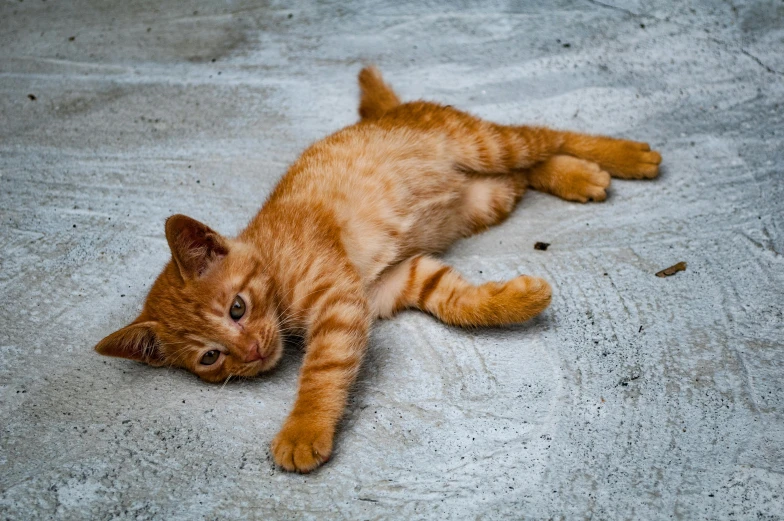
[27,94,36,100]
[534,242,550,251]
[618,374,641,387]
[656,261,687,278]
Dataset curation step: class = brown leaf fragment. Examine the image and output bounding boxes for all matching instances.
[656,261,687,278]
[534,242,550,251]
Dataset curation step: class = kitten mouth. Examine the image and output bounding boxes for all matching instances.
[248,345,272,366]
[253,345,281,373]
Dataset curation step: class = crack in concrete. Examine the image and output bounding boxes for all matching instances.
[738,47,783,76]
[584,0,642,19]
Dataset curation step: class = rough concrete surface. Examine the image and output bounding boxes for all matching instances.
[1,0,783,519]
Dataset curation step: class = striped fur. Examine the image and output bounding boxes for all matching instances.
[95,66,661,473]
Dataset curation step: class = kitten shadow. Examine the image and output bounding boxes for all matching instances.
[466,310,554,340]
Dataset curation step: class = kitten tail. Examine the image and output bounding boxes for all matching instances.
[357,66,400,120]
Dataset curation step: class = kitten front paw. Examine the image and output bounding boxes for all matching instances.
[477,275,552,325]
[504,275,552,320]
[271,417,334,473]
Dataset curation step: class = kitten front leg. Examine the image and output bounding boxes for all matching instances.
[370,256,551,327]
[271,282,370,473]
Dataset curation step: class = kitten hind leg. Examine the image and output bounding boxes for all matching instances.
[559,132,662,179]
[364,70,660,178]
[388,103,660,178]
[369,256,551,327]
[450,122,662,179]
[461,173,527,234]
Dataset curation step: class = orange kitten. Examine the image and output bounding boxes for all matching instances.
[95,66,661,473]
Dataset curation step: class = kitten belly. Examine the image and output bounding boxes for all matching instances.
[285,126,473,285]
[335,170,467,285]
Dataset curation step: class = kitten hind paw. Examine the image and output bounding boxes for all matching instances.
[559,158,611,203]
[530,156,611,203]
[601,139,662,179]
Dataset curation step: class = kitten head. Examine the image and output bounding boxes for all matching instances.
[95,214,283,383]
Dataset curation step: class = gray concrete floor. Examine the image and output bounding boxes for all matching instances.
[1,1,783,519]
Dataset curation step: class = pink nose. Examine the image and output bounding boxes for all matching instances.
[244,342,262,363]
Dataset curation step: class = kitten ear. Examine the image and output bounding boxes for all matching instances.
[94,321,166,366]
[165,214,229,280]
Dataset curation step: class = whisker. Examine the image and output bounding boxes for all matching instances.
[220,373,233,391]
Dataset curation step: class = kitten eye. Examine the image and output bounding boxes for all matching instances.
[200,350,220,366]
[230,295,246,320]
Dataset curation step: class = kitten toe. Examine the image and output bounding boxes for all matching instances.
[557,159,611,202]
[271,418,334,473]
[608,146,662,179]
[271,438,296,472]
[585,185,608,202]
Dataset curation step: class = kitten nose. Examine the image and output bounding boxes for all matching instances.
[244,342,262,363]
